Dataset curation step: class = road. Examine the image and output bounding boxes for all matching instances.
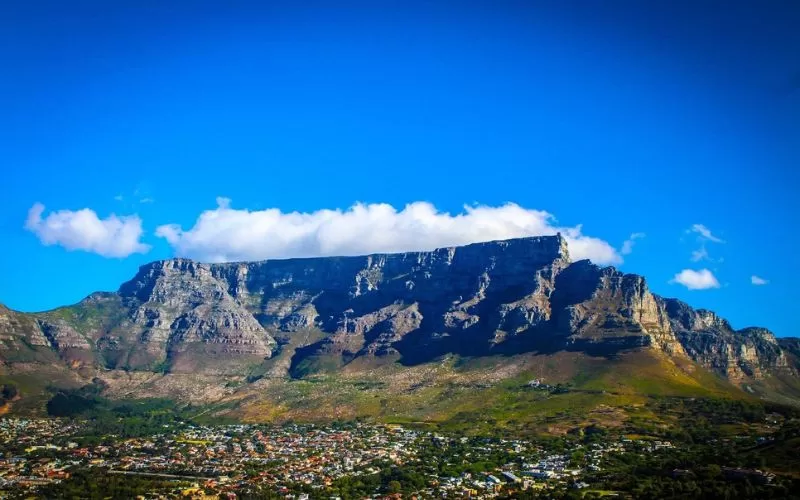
[108,470,214,481]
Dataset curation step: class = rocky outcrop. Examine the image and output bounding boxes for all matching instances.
[0,304,84,386]
[663,299,792,381]
[545,263,793,381]
[0,305,58,368]
[239,235,571,368]
[550,261,685,356]
[0,305,51,350]
[778,338,800,371]
[37,321,91,350]
[112,259,276,373]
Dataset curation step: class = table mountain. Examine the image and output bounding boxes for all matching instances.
[1,234,797,408]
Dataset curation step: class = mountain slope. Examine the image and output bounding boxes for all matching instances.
[1,235,797,417]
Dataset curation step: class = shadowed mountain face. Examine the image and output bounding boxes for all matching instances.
[0,235,795,390]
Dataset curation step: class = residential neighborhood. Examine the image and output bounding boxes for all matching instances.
[0,416,693,498]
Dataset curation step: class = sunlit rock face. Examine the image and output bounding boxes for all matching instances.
[548,260,686,357]
[663,299,792,381]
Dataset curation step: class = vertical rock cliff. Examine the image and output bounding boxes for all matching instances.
[550,261,686,356]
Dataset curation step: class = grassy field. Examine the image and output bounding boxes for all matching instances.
[212,348,756,436]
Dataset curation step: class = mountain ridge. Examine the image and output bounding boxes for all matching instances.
[1,234,798,416]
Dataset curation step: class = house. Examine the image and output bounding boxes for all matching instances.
[722,467,775,485]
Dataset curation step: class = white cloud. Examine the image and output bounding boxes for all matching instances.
[620,232,645,255]
[156,199,623,265]
[114,194,124,202]
[139,197,155,204]
[751,275,769,286]
[670,268,721,290]
[690,246,709,262]
[25,203,150,258]
[689,224,724,243]
[687,224,724,262]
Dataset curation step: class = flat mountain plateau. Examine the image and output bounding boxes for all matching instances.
[2,235,799,433]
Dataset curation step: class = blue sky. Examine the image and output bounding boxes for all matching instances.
[1,1,798,336]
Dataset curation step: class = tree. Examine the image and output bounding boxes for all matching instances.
[1,384,17,401]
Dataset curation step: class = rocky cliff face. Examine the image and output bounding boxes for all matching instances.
[114,259,276,373]
[0,235,795,386]
[661,299,792,381]
[778,337,800,372]
[0,305,57,365]
[549,261,685,356]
